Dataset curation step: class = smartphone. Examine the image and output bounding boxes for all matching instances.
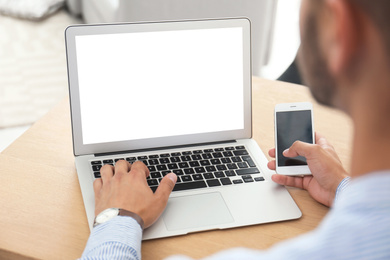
[275,102,314,176]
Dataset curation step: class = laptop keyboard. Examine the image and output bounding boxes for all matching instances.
[90,146,264,192]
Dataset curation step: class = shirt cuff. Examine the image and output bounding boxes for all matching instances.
[335,177,351,201]
[81,215,143,259]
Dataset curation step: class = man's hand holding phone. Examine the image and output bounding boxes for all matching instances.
[268,133,349,207]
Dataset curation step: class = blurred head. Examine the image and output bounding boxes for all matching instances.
[298,0,390,112]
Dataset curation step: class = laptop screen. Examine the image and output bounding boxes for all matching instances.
[76,27,244,145]
[66,19,252,155]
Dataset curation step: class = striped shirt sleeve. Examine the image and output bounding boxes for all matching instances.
[334,176,351,201]
[79,216,142,260]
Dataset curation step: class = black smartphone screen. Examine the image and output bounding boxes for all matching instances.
[276,110,313,167]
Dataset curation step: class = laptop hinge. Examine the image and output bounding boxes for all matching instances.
[94,140,237,157]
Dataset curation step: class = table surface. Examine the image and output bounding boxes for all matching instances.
[0,78,353,260]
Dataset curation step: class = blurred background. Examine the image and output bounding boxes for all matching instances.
[0,0,301,152]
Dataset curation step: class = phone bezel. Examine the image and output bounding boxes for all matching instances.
[274,102,314,176]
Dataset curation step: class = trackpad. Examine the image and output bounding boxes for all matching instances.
[163,192,234,231]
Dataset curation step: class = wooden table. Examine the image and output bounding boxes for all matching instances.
[0,78,353,260]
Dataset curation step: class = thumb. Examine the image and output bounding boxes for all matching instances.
[283,140,312,158]
[155,173,177,201]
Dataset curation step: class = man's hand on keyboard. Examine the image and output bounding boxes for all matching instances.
[267,133,349,207]
[93,160,177,228]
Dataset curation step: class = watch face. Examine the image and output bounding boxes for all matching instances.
[96,208,120,224]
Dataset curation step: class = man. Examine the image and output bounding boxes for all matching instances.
[80,0,390,259]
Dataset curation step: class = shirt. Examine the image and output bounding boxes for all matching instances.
[80,171,390,260]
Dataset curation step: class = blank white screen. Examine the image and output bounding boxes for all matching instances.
[76,27,244,145]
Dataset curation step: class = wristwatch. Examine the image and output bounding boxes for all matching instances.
[93,208,144,229]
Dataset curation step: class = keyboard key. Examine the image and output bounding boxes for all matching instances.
[167,163,178,170]
[202,153,213,159]
[160,153,170,157]
[193,150,203,154]
[210,159,221,165]
[176,176,182,183]
[149,155,159,159]
[191,154,202,160]
[255,177,265,182]
[204,149,214,153]
[214,148,224,152]
[236,168,260,175]
[181,155,192,161]
[170,157,181,163]
[242,176,254,183]
[220,178,232,185]
[91,161,102,165]
[216,165,227,171]
[94,172,101,178]
[126,157,136,162]
[147,179,159,186]
[138,156,148,160]
[181,175,192,182]
[151,172,161,179]
[242,156,256,167]
[178,162,189,168]
[184,168,195,174]
[225,170,236,177]
[195,167,206,173]
[237,162,249,169]
[235,146,245,150]
[171,152,181,156]
[205,166,216,172]
[173,169,184,175]
[221,158,232,164]
[192,174,203,180]
[148,166,156,172]
[203,173,214,179]
[233,150,248,156]
[214,172,225,178]
[212,152,223,158]
[200,160,211,166]
[114,158,125,162]
[227,163,238,170]
[159,158,169,164]
[103,159,114,164]
[231,157,242,162]
[225,147,235,151]
[182,151,192,155]
[157,165,168,171]
[162,171,170,176]
[189,161,200,167]
[148,159,159,165]
[223,151,233,157]
[92,165,102,171]
[150,186,158,192]
[173,181,207,191]
[207,179,221,187]
[233,179,243,184]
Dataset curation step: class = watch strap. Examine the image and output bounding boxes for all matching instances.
[119,209,145,230]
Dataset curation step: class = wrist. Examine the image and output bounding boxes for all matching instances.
[118,209,145,230]
[94,208,145,230]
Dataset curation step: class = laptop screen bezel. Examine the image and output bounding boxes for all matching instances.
[65,18,252,156]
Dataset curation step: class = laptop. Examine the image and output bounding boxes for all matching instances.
[65,18,301,240]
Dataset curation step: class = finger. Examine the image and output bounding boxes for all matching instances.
[93,178,103,193]
[130,161,150,179]
[114,160,131,178]
[268,148,276,158]
[271,174,305,190]
[283,141,312,158]
[155,173,177,202]
[100,164,115,184]
[267,160,276,170]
